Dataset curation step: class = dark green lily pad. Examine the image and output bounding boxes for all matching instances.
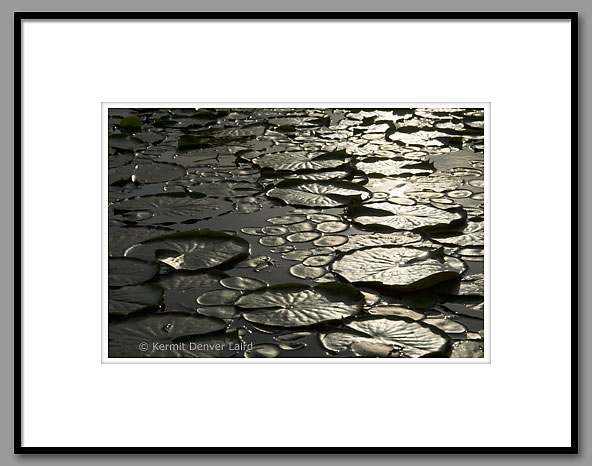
[108,257,159,287]
[125,230,250,271]
[236,282,364,327]
[109,225,174,256]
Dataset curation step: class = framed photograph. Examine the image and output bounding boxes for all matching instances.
[15,12,577,452]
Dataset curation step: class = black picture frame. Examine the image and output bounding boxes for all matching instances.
[13,11,579,454]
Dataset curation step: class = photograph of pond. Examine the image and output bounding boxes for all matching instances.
[107,107,485,359]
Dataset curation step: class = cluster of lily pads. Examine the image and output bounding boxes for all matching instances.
[108,107,485,358]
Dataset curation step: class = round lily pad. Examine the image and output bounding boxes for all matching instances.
[353,202,463,231]
[316,221,348,233]
[196,289,242,306]
[313,235,348,247]
[132,162,186,184]
[245,343,281,358]
[220,276,268,291]
[287,231,321,243]
[331,246,465,290]
[125,230,250,271]
[108,284,163,316]
[112,192,227,224]
[196,306,239,319]
[289,264,327,279]
[108,257,159,287]
[109,313,232,358]
[236,282,364,327]
[320,316,451,358]
[267,180,371,208]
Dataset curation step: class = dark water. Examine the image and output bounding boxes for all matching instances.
[107,107,485,359]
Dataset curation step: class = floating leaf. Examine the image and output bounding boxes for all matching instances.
[245,343,281,358]
[119,116,142,133]
[287,231,321,243]
[220,276,267,291]
[259,236,286,246]
[450,340,484,358]
[132,162,186,184]
[197,306,239,319]
[236,283,364,327]
[157,271,226,292]
[108,257,159,287]
[267,180,371,207]
[355,158,434,176]
[316,221,348,233]
[352,202,463,230]
[108,313,232,357]
[433,221,484,247]
[266,214,308,225]
[109,225,174,257]
[331,246,465,290]
[320,316,450,357]
[336,232,421,253]
[313,235,348,247]
[197,289,241,305]
[422,317,467,333]
[126,230,250,271]
[254,151,350,171]
[112,193,226,224]
[109,134,147,152]
[289,264,327,279]
[367,305,424,320]
[108,284,163,316]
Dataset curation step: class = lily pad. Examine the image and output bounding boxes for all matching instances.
[236,282,364,327]
[108,313,233,357]
[245,343,281,358]
[433,221,484,247]
[287,231,321,243]
[112,193,226,224]
[197,306,239,319]
[289,264,327,279]
[108,257,159,287]
[355,158,434,176]
[267,180,371,207]
[220,276,267,291]
[254,151,350,171]
[108,284,163,316]
[331,246,465,290]
[125,230,250,271]
[352,202,463,230]
[320,316,451,358]
[196,289,242,306]
[336,232,421,253]
[316,221,348,233]
[450,340,484,358]
[132,162,186,184]
[109,226,172,256]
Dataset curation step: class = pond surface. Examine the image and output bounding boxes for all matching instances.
[107,107,485,358]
